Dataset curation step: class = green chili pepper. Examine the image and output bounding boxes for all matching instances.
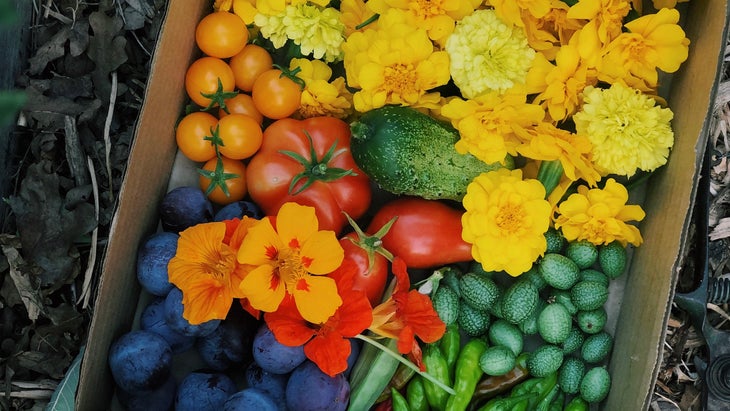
[391,387,410,411]
[477,393,536,411]
[439,324,461,379]
[548,391,565,411]
[422,344,453,411]
[406,376,429,411]
[509,372,558,410]
[444,338,488,411]
[535,383,560,411]
[564,396,589,411]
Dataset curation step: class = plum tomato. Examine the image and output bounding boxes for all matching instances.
[176,111,218,162]
[195,11,249,59]
[229,43,273,92]
[251,68,302,119]
[185,56,235,108]
[220,93,263,124]
[199,155,248,205]
[216,113,263,160]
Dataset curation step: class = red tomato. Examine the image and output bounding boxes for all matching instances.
[366,197,473,269]
[339,216,396,306]
[246,117,372,234]
[195,11,249,58]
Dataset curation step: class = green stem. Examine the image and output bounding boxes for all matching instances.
[355,334,456,396]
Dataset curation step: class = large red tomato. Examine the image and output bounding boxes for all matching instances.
[246,117,372,234]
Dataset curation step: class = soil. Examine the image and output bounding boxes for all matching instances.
[0,1,727,410]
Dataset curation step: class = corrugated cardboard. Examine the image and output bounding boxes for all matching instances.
[76,1,730,409]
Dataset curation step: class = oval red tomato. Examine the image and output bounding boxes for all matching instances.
[366,197,473,269]
[245,116,372,234]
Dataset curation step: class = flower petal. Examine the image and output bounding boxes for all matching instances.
[277,202,319,247]
[304,333,352,377]
[238,218,283,266]
[239,264,286,313]
[292,276,342,324]
[265,296,315,346]
[300,230,344,274]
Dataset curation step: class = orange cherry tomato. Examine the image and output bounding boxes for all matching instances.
[185,56,235,108]
[219,93,263,125]
[175,111,218,162]
[195,11,249,58]
[216,113,263,160]
[229,44,274,92]
[199,156,248,205]
[251,68,302,120]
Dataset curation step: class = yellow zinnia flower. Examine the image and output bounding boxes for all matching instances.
[573,83,674,177]
[289,58,353,119]
[598,8,689,91]
[445,9,536,99]
[515,122,601,187]
[568,0,632,67]
[440,91,545,165]
[168,218,257,324]
[488,0,553,28]
[342,8,450,112]
[367,0,480,45]
[462,169,552,276]
[521,1,584,60]
[237,202,344,324]
[554,178,645,246]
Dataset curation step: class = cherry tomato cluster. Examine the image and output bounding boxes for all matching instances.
[175,8,473,308]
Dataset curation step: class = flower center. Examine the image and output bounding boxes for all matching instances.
[276,247,308,287]
[205,246,236,280]
[495,201,527,235]
[384,63,417,95]
[410,0,446,19]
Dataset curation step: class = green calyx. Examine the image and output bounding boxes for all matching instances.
[343,212,396,273]
[200,77,238,114]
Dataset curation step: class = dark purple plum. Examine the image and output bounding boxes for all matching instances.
[244,362,288,411]
[223,388,278,411]
[136,231,178,296]
[252,323,306,374]
[140,297,195,353]
[286,360,350,411]
[196,318,251,371]
[108,330,172,392]
[159,186,213,233]
[117,373,176,411]
[213,200,263,221]
[345,338,361,377]
[163,287,220,337]
[175,371,237,411]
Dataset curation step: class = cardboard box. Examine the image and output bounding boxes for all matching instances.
[76,1,730,409]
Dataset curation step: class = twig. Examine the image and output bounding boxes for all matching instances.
[707,302,730,323]
[78,156,100,309]
[63,115,90,187]
[43,0,53,19]
[103,71,118,199]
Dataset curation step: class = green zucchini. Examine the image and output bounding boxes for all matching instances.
[349,105,511,200]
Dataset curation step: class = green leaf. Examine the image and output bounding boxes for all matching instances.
[0,90,26,128]
[45,347,84,411]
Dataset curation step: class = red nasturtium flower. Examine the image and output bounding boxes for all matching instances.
[168,217,258,324]
[368,257,446,369]
[265,259,373,377]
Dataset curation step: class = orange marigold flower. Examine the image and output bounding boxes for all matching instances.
[237,202,344,324]
[168,217,257,324]
[369,257,446,369]
[265,259,373,377]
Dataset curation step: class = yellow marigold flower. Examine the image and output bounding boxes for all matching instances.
[340,0,378,35]
[441,91,545,165]
[573,83,674,177]
[532,39,599,122]
[342,9,450,112]
[289,58,353,119]
[168,218,257,324]
[488,0,552,27]
[652,0,689,10]
[521,1,584,60]
[554,178,645,246]
[367,0,480,45]
[445,9,536,99]
[237,202,344,324]
[462,168,552,276]
[568,0,631,67]
[214,0,258,24]
[256,0,330,16]
[514,122,601,187]
[599,8,689,91]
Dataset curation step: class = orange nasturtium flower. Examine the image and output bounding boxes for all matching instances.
[265,259,373,377]
[369,257,446,370]
[168,217,257,324]
[237,202,344,324]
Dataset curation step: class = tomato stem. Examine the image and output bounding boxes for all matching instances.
[200,77,238,113]
[343,212,396,267]
[273,64,306,91]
